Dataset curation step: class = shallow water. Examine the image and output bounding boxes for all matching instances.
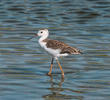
[0,0,110,100]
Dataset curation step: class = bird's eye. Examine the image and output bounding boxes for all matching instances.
[41,31,43,33]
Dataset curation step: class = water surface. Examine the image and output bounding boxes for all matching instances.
[0,0,110,100]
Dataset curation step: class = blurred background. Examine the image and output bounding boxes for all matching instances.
[0,0,110,100]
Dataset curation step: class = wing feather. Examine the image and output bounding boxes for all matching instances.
[43,39,81,54]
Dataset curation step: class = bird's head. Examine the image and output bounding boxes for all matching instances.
[37,29,49,37]
[28,29,49,40]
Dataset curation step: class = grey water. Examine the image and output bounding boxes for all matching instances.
[0,0,110,100]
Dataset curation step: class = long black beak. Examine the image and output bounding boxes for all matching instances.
[28,34,38,40]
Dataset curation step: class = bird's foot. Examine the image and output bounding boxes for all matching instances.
[47,72,52,76]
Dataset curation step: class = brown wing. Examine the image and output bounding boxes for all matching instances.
[61,46,81,54]
[44,39,68,49]
[44,39,81,54]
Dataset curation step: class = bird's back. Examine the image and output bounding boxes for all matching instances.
[43,39,81,55]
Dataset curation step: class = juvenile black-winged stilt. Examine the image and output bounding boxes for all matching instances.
[30,29,81,78]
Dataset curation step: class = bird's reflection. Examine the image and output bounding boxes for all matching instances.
[49,75,64,93]
[43,75,65,100]
[43,75,83,100]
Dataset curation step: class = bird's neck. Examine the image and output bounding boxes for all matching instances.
[39,34,48,42]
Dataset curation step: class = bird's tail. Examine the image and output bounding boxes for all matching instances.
[73,49,83,54]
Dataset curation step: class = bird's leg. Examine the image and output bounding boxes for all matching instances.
[48,57,54,76]
[56,58,64,78]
